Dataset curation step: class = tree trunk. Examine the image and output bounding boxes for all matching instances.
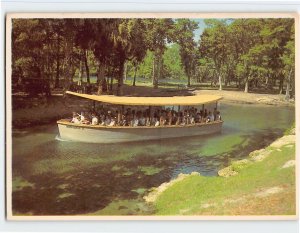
[97,62,105,95]
[279,75,284,94]
[157,55,161,86]
[62,49,74,95]
[265,75,268,85]
[84,50,90,84]
[244,76,249,93]
[133,65,137,86]
[187,74,191,87]
[152,55,158,89]
[117,62,125,96]
[110,76,113,93]
[218,73,222,91]
[55,35,60,88]
[157,54,163,87]
[123,62,128,82]
[285,69,292,100]
[79,59,83,85]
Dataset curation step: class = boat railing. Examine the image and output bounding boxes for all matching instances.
[57,119,223,129]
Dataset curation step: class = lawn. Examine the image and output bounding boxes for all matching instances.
[152,139,295,215]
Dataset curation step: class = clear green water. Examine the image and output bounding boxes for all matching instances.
[11,103,295,215]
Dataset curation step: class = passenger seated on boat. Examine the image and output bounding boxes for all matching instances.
[120,114,126,126]
[71,112,78,123]
[129,110,136,126]
[204,109,208,118]
[183,111,189,125]
[175,114,180,125]
[167,110,173,125]
[199,110,204,122]
[80,112,90,124]
[79,112,85,121]
[91,114,98,125]
[206,111,213,123]
[104,116,111,126]
[213,108,218,121]
[100,113,106,125]
[154,119,160,127]
[195,112,201,123]
[209,111,214,121]
[160,114,166,126]
[108,118,116,126]
[71,113,81,124]
[190,115,195,125]
[133,117,139,127]
[216,111,222,121]
[139,113,146,126]
[146,116,151,126]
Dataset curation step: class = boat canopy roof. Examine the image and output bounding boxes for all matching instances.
[66,91,222,106]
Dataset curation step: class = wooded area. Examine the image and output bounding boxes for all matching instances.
[11,18,295,99]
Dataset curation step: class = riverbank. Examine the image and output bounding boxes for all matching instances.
[144,129,296,216]
[11,86,294,129]
[12,95,92,129]
[193,90,295,106]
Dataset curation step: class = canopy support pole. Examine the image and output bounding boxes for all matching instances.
[215,101,218,110]
[149,105,152,124]
[93,101,96,112]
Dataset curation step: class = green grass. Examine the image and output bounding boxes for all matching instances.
[153,143,295,215]
[88,199,153,215]
[284,122,295,135]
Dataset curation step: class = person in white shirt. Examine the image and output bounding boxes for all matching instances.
[91,114,98,125]
[139,116,146,126]
[79,112,85,122]
[108,118,116,126]
[71,112,77,123]
[133,117,139,127]
[154,120,160,127]
[216,111,222,121]
[72,117,80,124]
[206,111,214,123]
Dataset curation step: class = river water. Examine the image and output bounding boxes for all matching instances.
[11,103,295,215]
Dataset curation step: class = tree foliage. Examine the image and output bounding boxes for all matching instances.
[11,18,295,98]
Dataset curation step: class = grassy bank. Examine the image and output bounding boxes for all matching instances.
[146,132,296,215]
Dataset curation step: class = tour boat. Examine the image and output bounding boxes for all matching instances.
[57,91,223,143]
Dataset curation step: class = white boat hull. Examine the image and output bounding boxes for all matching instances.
[57,120,223,143]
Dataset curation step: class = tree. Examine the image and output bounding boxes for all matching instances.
[199,19,229,90]
[12,19,54,96]
[259,18,295,94]
[162,44,186,80]
[281,35,295,100]
[111,19,149,95]
[144,19,174,88]
[229,19,264,92]
[174,19,198,86]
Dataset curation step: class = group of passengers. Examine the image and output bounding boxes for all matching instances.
[71,107,222,127]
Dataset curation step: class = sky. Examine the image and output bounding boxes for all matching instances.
[192,19,207,41]
[191,18,234,42]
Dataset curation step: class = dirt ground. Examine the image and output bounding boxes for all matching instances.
[193,89,295,106]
